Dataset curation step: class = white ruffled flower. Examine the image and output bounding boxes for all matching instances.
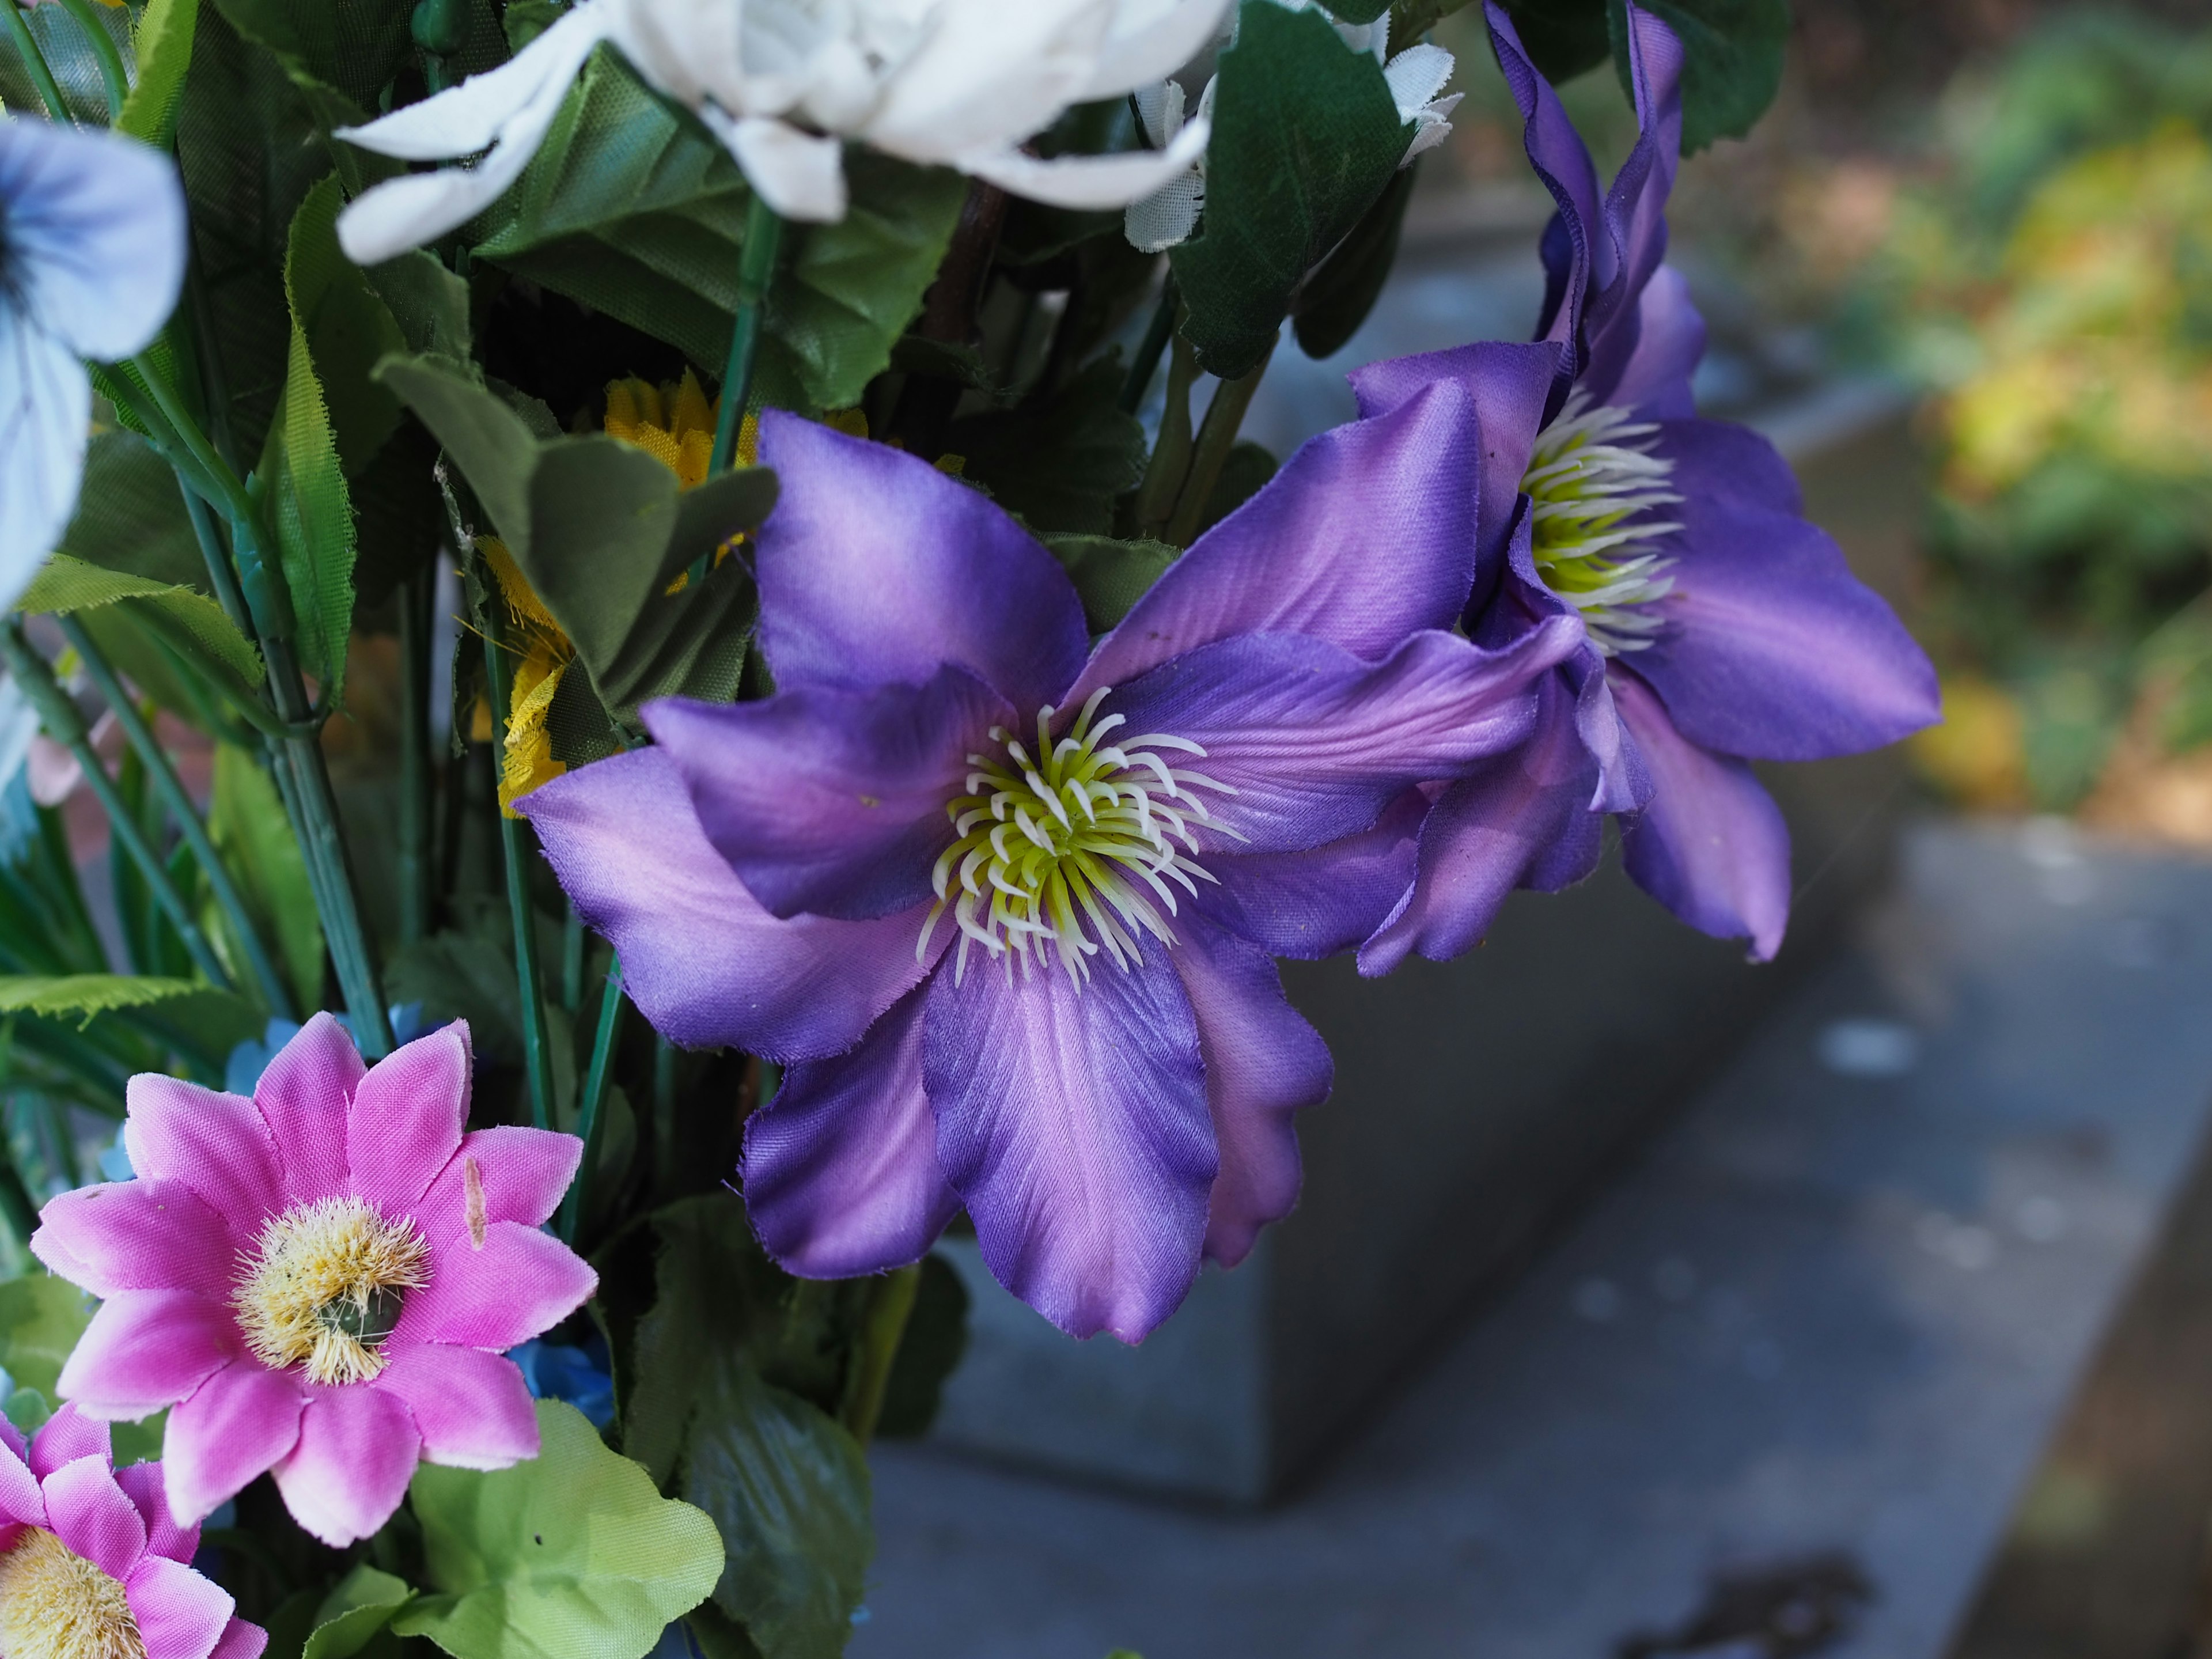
[1120,2,1456,253]
[336,0,1232,264]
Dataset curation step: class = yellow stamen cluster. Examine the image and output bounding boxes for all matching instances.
[919,688,1238,988]
[232,1196,431,1387]
[1522,392,1683,655]
[0,1527,145,1659]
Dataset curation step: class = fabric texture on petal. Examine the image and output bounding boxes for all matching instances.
[1483,0,1601,361]
[1194,787,1426,960]
[524,748,938,1059]
[56,1291,237,1419]
[251,1012,362,1203]
[347,1022,471,1219]
[753,412,1089,712]
[371,1344,539,1471]
[122,1077,283,1228]
[0,1434,42,1531]
[412,1127,582,1251]
[645,663,1005,922]
[744,983,960,1279]
[0,308,90,613]
[271,1386,421,1547]
[923,950,1214,1343]
[28,1405,109,1480]
[390,1221,595,1353]
[960,113,1211,210]
[41,1453,147,1582]
[115,1461,199,1565]
[162,1363,305,1526]
[31,1177,237,1301]
[124,1553,236,1659]
[1606,263,1705,420]
[1575,2,1685,407]
[210,1618,269,1659]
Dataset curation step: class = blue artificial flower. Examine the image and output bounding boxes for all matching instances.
[0,117,187,610]
[224,1003,433,1094]
[507,1332,615,1430]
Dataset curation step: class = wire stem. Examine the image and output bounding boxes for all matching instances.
[557,963,624,1245]
[2,0,73,123]
[709,194,785,474]
[841,1265,923,1445]
[48,0,125,122]
[1164,335,1277,547]
[480,594,555,1130]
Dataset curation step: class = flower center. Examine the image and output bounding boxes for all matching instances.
[0,1527,145,1659]
[920,688,1237,987]
[233,1196,431,1386]
[1521,393,1683,655]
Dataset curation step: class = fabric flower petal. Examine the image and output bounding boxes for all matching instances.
[922,950,1215,1343]
[28,1404,109,1479]
[41,1453,147,1581]
[645,663,1006,922]
[744,984,961,1279]
[1612,670,1791,961]
[1606,263,1705,420]
[753,412,1090,713]
[392,1222,596,1353]
[1077,0,1234,99]
[1575,2,1685,406]
[0,308,92,613]
[1194,787,1427,960]
[524,748,937,1060]
[31,1177,237,1301]
[271,1386,421,1547]
[701,109,847,222]
[122,1076,283,1226]
[413,1126,583,1250]
[56,1291,237,1419]
[124,1554,236,1659]
[115,1461,200,1565]
[162,1363,305,1526]
[251,1011,362,1202]
[960,113,1212,210]
[347,1022,471,1218]
[1483,0,1601,361]
[371,1344,539,1471]
[211,1618,270,1659]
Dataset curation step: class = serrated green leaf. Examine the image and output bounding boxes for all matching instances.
[20,554,264,696]
[0,975,208,1025]
[1043,534,1180,632]
[395,1400,724,1659]
[1171,0,1415,377]
[209,744,322,1014]
[286,176,409,479]
[57,431,207,592]
[1611,0,1789,153]
[302,1563,415,1659]
[949,358,1146,536]
[118,0,202,147]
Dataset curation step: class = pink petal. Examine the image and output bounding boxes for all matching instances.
[372,1345,538,1471]
[41,1453,147,1581]
[0,1438,43,1530]
[29,1403,112,1478]
[271,1387,419,1547]
[31,1179,238,1301]
[252,1013,364,1201]
[124,1552,235,1659]
[162,1363,305,1526]
[210,1618,269,1659]
[347,1023,471,1218]
[392,1222,595,1352]
[123,1078,283,1228]
[57,1293,238,1419]
[115,1461,199,1565]
[412,1127,581,1249]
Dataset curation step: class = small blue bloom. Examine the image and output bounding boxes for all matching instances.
[225,1003,431,1094]
[508,1332,614,1430]
[0,118,187,609]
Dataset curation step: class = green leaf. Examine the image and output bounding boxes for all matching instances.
[362,253,475,363]
[0,975,215,1027]
[873,1252,970,1441]
[1293,158,1418,360]
[395,1400,724,1659]
[1611,0,1790,153]
[57,431,208,591]
[948,358,1147,536]
[285,176,410,479]
[1493,0,1613,85]
[1042,535,1180,632]
[0,1,128,124]
[302,1563,415,1659]
[0,1275,94,1402]
[20,553,264,696]
[470,51,967,412]
[204,0,410,168]
[118,0,203,148]
[1197,440,1278,537]
[375,357,541,549]
[1170,0,1415,377]
[209,744,323,1013]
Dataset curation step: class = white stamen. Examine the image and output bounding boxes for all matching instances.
[1522,391,1683,656]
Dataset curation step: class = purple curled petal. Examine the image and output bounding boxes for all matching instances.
[521,748,937,1061]
[1607,264,1705,421]
[753,412,1089,711]
[1072,381,1486,699]
[922,952,1214,1343]
[1577,1,1686,406]
[743,985,960,1279]
[1483,0,1601,355]
[644,664,1006,921]
[1194,787,1426,960]
[1612,671,1791,961]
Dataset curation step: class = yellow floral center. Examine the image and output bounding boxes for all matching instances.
[920,688,1237,987]
[0,1527,145,1659]
[1521,392,1682,656]
[233,1196,431,1386]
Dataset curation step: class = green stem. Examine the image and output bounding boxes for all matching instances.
[177,479,253,637]
[1134,331,1199,538]
[396,572,433,947]
[481,597,555,1131]
[1164,336,1277,547]
[841,1264,922,1445]
[559,904,584,1011]
[49,0,125,122]
[709,194,786,475]
[557,963,624,1245]
[1118,276,1179,415]
[2,0,71,124]
[0,626,234,993]
[58,618,296,1018]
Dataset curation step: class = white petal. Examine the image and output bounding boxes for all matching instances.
[1123,168,1202,252]
[1131,78,1183,149]
[1383,41,1454,120]
[1078,0,1234,100]
[698,109,849,222]
[338,2,612,161]
[865,0,1114,160]
[0,311,90,613]
[1401,107,1455,163]
[611,0,824,120]
[0,121,187,362]
[961,109,1210,211]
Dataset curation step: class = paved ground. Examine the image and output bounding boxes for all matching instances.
[850,820,2212,1659]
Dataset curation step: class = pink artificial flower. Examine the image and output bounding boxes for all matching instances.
[0,1402,264,1659]
[29,1016,597,1547]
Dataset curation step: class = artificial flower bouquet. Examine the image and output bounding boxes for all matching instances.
[0,0,1934,1654]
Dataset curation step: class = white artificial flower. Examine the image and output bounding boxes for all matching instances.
[1123,73,1213,252]
[336,0,1232,264]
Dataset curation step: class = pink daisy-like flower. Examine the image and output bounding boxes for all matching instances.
[29,1016,597,1547]
[0,1402,265,1659]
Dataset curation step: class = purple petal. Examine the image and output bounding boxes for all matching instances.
[388,1221,594,1353]
[1576,2,1686,407]
[42,1453,146,1581]
[1658,413,1802,515]
[743,986,961,1279]
[523,748,938,1060]
[1612,671,1791,961]
[1108,622,1580,855]
[1347,340,1565,604]
[124,1554,235,1659]
[210,1618,268,1659]
[1194,788,1426,960]
[251,1013,362,1203]
[162,1363,305,1526]
[1072,382,1487,699]
[645,663,1006,922]
[271,1387,420,1547]
[1607,264,1705,420]
[1483,1,1601,357]
[1173,922,1330,1267]
[0,1435,41,1531]
[1637,427,1940,760]
[753,411,1089,711]
[32,1177,237,1301]
[922,952,1214,1343]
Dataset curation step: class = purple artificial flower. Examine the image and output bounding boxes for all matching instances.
[524,401,1580,1341]
[1351,0,1940,971]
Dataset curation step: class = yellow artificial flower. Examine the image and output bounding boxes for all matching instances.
[480,536,572,816]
